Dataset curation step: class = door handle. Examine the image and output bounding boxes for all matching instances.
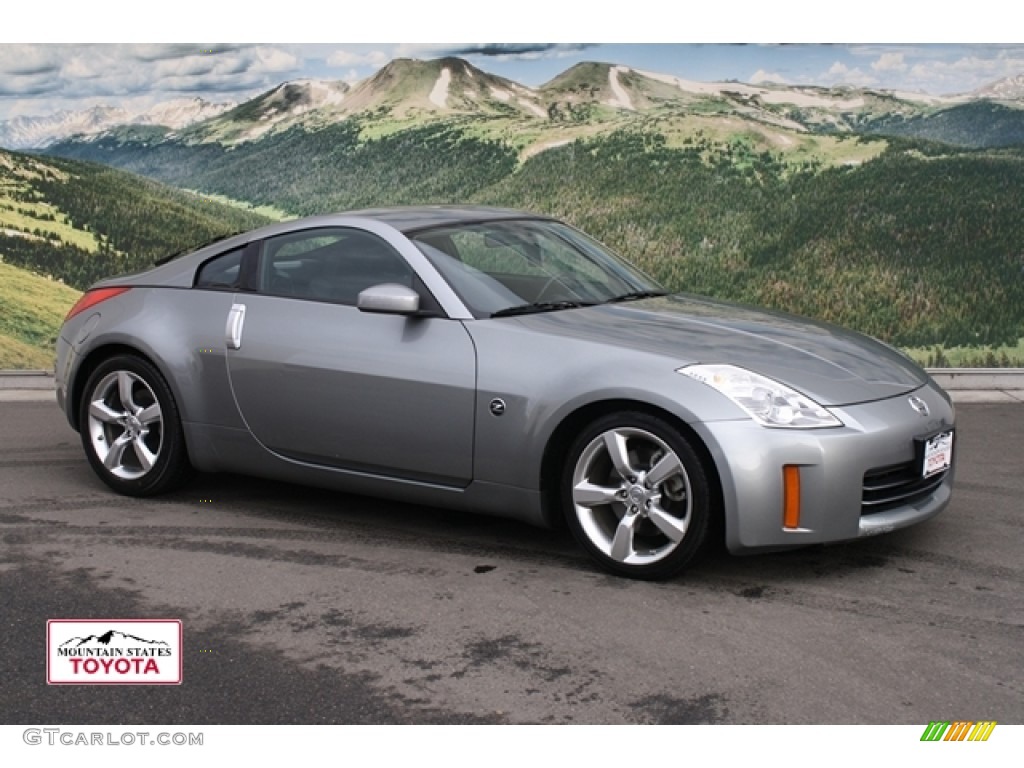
[226,303,246,350]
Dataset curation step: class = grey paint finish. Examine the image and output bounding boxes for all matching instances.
[59,206,956,571]
[464,317,742,491]
[506,296,926,406]
[58,287,245,432]
[695,379,954,553]
[225,295,477,485]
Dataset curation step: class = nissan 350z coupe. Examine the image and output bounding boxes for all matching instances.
[55,206,956,579]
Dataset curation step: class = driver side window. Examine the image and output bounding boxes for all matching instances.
[260,228,415,306]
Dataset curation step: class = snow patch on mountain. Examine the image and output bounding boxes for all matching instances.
[262,80,348,117]
[304,80,348,108]
[637,68,871,110]
[430,68,451,108]
[0,98,234,149]
[519,98,547,118]
[141,98,235,128]
[522,137,572,160]
[968,74,1024,101]
[606,65,635,110]
[883,89,961,106]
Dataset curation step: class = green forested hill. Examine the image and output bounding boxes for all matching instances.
[44,125,1024,350]
[472,133,1024,348]
[11,55,1024,367]
[48,120,519,216]
[864,102,1024,148]
[0,149,271,368]
[27,119,1024,361]
[0,148,269,290]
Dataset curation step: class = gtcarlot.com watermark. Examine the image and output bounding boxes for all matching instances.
[23,729,203,747]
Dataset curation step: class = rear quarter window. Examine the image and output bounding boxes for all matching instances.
[194,247,246,290]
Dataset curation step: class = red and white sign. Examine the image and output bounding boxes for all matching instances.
[47,619,182,685]
[923,431,954,478]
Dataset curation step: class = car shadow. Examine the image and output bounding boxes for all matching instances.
[159,470,928,589]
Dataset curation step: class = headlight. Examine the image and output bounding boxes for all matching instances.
[678,364,843,429]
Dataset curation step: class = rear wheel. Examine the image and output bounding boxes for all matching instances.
[562,411,713,579]
[79,355,192,496]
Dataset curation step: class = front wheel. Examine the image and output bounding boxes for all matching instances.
[562,412,713,580]
[79,355,193,496]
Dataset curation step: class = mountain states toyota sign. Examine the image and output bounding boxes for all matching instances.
[47,619,182,685]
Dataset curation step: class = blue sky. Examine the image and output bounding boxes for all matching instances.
[0,2,1019,120]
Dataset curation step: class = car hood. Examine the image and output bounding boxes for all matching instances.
[509,294,928,406]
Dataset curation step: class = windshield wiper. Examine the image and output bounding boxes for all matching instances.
[605,290,668,304]
[490,300,595,318]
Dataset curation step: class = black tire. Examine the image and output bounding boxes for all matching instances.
[562,411,713,580]
[78,354,193,496]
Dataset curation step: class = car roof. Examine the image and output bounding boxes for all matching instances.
[339,205,549,233]
[97,206,557,290]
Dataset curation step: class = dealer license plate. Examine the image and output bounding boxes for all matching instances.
[922,431,953,478]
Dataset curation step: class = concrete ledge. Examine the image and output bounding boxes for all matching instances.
[949,390,1024,404]
[0,370,54,390]
[928,368,1024,391]
[0,390,56,402]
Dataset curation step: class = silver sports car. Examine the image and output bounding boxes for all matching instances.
[56,206,955,579]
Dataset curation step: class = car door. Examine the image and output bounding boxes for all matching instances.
[224,226,477,486]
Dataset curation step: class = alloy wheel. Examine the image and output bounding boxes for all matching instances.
[86,370,164,480]
[571,426,693,566]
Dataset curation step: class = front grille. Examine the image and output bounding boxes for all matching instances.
[862,461,948,516]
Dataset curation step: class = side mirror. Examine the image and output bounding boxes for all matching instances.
[357,283,421,315]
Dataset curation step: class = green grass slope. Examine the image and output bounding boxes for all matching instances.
[0,262,80,369]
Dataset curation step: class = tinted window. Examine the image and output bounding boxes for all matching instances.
[194,246,246,290]
[260,228,415,306]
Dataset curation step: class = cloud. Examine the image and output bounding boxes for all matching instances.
[872,52,907,72]
[326,49,389,68]
[443,43,594,57]
[845,45,1024,94]
[0,76,59,97]
[750,69,787,84]
[0,44,303,105]
[339,69,363,85]
[821,61,877,87]
[248,46,302,73]
[902,53,1024,93]
[124,44,242,62]
[0,46,62,77]
[394,43,595,60]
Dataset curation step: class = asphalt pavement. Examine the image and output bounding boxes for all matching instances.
[1,400,1021,724]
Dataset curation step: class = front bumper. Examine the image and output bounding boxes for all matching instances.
[693,380,956,554]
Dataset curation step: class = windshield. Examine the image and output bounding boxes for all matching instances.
[409,219,665,318]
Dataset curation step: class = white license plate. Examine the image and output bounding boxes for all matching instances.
[923,431,954,478]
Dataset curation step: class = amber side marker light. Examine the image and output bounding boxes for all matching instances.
[783,465,802,529]
[65,287,131,322]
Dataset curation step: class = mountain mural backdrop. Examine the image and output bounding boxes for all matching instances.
[2,55,1023,368]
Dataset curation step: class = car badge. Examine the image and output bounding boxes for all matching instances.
[908,396,930,417]
[489,398,506,416]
